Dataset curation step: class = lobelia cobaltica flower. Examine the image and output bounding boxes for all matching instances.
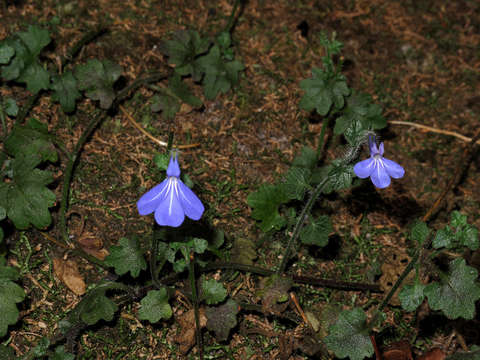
[353,136,405,189]
[137,152,204,227]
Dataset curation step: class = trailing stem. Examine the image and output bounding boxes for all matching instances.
[277,176,329,275]
[189,252,204,360]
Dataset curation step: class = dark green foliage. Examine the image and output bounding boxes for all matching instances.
[324,308,373,360]
[247,184,288,232]
[51,71,82,113]
[424,258,480,319]
[299,68,350,116]
[399,281,426,312]
[138,288,172,323]
[0,25,51,93]
[0,154,56,229]
[300,215,332,247]
[104,237,147,278]
[74,59,122,109]
[205,299,239,342]
[200,276,227,305]
[433,211,479,251]
[0,258,25,337]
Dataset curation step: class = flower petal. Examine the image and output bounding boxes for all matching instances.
[167,155,181,177]
[382,157,405,179]
[154,182,185,227]
[354,158,376,178]
[378,142,384,156]
[137,179,169,215]
[369,136,379,155]
[370,161,391,188]
[177,180,204,221]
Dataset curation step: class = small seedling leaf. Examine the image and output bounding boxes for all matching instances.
[79,287,118,325]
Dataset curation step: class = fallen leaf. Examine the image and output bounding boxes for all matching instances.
[382,340,413,360]
[380,248,414,306]
[53,258,86,295]
[174,308,207,354]
[418,348,446,360]
[77,235,109,260]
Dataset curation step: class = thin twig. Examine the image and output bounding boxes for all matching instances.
[390,120,480,146]
[119,105,200,149]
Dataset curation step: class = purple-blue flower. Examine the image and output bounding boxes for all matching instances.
[137,153,204,227]
[353,136,405,188]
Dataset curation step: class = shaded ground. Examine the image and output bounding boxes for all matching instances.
[1,0,480,358]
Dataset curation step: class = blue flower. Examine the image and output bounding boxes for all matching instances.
[137,153,204,227]
[353,136,405,188]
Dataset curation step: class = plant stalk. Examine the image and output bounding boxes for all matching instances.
[277,176,329,275]
[189,252,204,360]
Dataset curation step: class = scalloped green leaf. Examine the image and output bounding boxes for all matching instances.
[399,281,426,312]
[300,215,332,247]
[74,59,122,109]
[0,43,15,64]
[3,98,18,117]
[299,68,350,116]
[196,45,244,99]
[411,221,430,246]
[0,259,25,337]
[138,288,172,323]
[5,118,57,162]
[324,307,373,360]
[201,277,227,305]
[79,287,118,325]
[205,299,239,342]
[0,26,51,93]
[424,258,480,319]
[51,71,82,113]
[283,167,311,201]
[247,184,288,232]
[159,30,210,78]
[104,237,147,278]
[0,154,56,229]
[49,345,75,360]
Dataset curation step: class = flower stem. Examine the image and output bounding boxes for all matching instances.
[316,116,331,160]
[225,0,242,33]
[277,176,329,275]
[189,252,204,360]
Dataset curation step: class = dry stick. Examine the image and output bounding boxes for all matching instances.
[119,105,200,149]
[390,120,480,146]
[374,127,480,317]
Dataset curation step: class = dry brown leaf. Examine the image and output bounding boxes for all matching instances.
[379,248,414,306]
[77,236,109,260]
[418,348,446,360]
[382,340,413,360]
[174,308,207,355]
[53,258,86,295]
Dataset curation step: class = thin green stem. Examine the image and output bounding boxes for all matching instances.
[277,176,329,275]
[0,103,6,135]
[316,116,331,160]
[189,253,204,360]
[225,0,242,33]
